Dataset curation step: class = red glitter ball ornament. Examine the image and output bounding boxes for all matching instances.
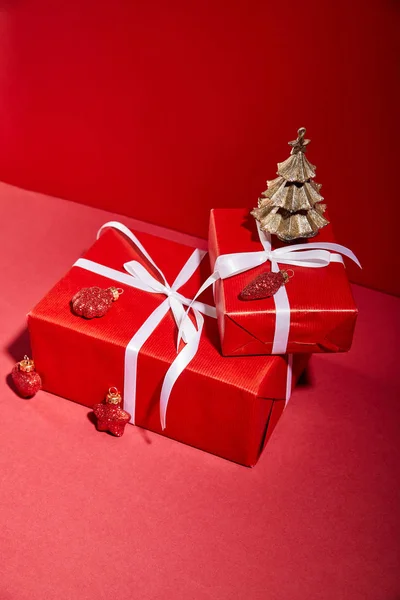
[93,387,131,437]
[239,270,293,301]
[12,355,42,398]
[71,286,123,319]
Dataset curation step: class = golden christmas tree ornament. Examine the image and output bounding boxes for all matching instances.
[251,128,329,241]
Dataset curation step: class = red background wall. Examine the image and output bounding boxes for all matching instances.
[0,0,398,294]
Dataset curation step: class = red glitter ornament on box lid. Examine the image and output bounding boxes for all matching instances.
[239,269,294,301]
[71,286,123,319]
[93,387,131,437]
[12,355,42,398]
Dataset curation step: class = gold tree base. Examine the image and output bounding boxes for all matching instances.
[251,204,329,242]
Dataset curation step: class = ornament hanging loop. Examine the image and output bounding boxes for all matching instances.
[109,286,123,302]
[281,269,294,284]
[106,386,122,404]
[297,127,306,138]
[19,355,35,373]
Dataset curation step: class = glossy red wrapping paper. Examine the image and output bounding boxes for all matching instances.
[209,209,358,356]
[28,225,308,466]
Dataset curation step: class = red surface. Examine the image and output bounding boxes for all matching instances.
[0,0,398,295]
[0,183,400,599]
[209,208,358,355]
[28,217,307,466]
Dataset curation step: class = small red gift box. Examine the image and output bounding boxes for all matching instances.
[208,208,359,356]
[28,221,308,466]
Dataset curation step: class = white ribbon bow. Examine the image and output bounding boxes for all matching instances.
[178,222,361,355]
[74,221,216,429]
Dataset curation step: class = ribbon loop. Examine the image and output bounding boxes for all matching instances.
[270,248,332,268]
[214,251,267,279]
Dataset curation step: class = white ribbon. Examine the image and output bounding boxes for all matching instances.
[73,221,216,429]
[178,222,361,355]
[285,353,293,407]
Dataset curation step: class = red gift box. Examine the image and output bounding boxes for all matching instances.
[208,208,358,356]
[28,222,308,466]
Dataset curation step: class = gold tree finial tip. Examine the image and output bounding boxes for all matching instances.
[288,127,310,154]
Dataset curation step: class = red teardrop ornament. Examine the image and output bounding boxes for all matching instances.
[239,271,287,301]
[71,286,120,319]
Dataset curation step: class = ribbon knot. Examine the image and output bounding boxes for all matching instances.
[265,250,274,262]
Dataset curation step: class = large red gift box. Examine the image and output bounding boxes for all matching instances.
[209,208,358,356]
[28,222,308,466]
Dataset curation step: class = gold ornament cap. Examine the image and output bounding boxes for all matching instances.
[19,355,35,373]
[106,387,122,404]
[281,269,294,284]
[109,287,123,302]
